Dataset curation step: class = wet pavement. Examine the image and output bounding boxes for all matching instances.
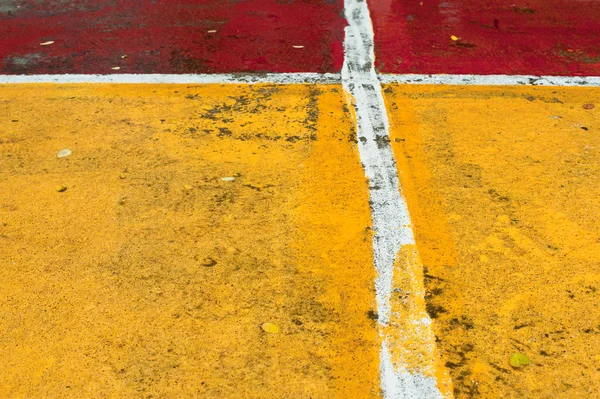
[371,0,600,75]
[1,1,600,398]
[0,0,345,74]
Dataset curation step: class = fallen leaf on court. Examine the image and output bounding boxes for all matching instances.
[509,352,531,368]
[201,257,217,267]
[450,35,459,41]
[57,148,72,158]
[261,322,280,334]
[183,184,193,191]
[221,177,235,182]
[111,66,121,70]
[120,173,127,179]
[292,45,305,49]
[583,103,594,110]
[207,30,217,33]
[121,55,128,59]
[40,41,54,46]
[56,185,67,192]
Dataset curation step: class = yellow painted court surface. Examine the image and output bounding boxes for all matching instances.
[385,85,600,398]
[0,84,381,398]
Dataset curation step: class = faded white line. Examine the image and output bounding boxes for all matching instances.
[0,73,341,84]
[379,73,600,86]
[3,73,600,86]
[341,0,444,398]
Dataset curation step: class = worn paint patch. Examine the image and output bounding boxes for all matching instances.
[342,0,450,397]
[0,84,379,397]
[0,73,342,84]
[370,0,600,76]
[385,84,600,398]
[379,74,600,87]
[0,0,345,74]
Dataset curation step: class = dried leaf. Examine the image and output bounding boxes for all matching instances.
[261,322,280,334]
[40,41,54,46]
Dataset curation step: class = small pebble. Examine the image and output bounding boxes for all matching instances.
[57,185,67,192]
[221,177,235,182]
[57,149,72,158]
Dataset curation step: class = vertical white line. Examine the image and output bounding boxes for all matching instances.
[341,1,445,398]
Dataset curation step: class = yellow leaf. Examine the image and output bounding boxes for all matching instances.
[451,35,459,41]
[261,322,280,334]
[509,352,530,368]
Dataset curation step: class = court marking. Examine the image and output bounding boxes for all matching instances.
[2,73,600,86]
[0,73,341,84]
[378,74,600,86]
[342,0,444,398]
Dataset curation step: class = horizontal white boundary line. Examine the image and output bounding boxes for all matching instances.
[379,74,600,87]
[2,73,600,86]
[0,73,341,84]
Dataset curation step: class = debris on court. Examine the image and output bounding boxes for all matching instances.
[509,353,531,368]
[201,257,217,267]
[261,322,280,334]
[57,148,72,158]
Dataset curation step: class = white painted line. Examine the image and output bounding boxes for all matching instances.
[0,73,341,84]
[379,73,600,87]
[2,73,600,86]
[342,0,444,398]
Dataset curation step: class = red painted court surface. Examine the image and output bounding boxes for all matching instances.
[0,0,345,74]
[370,0,600,76]
[3,0,600,75]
